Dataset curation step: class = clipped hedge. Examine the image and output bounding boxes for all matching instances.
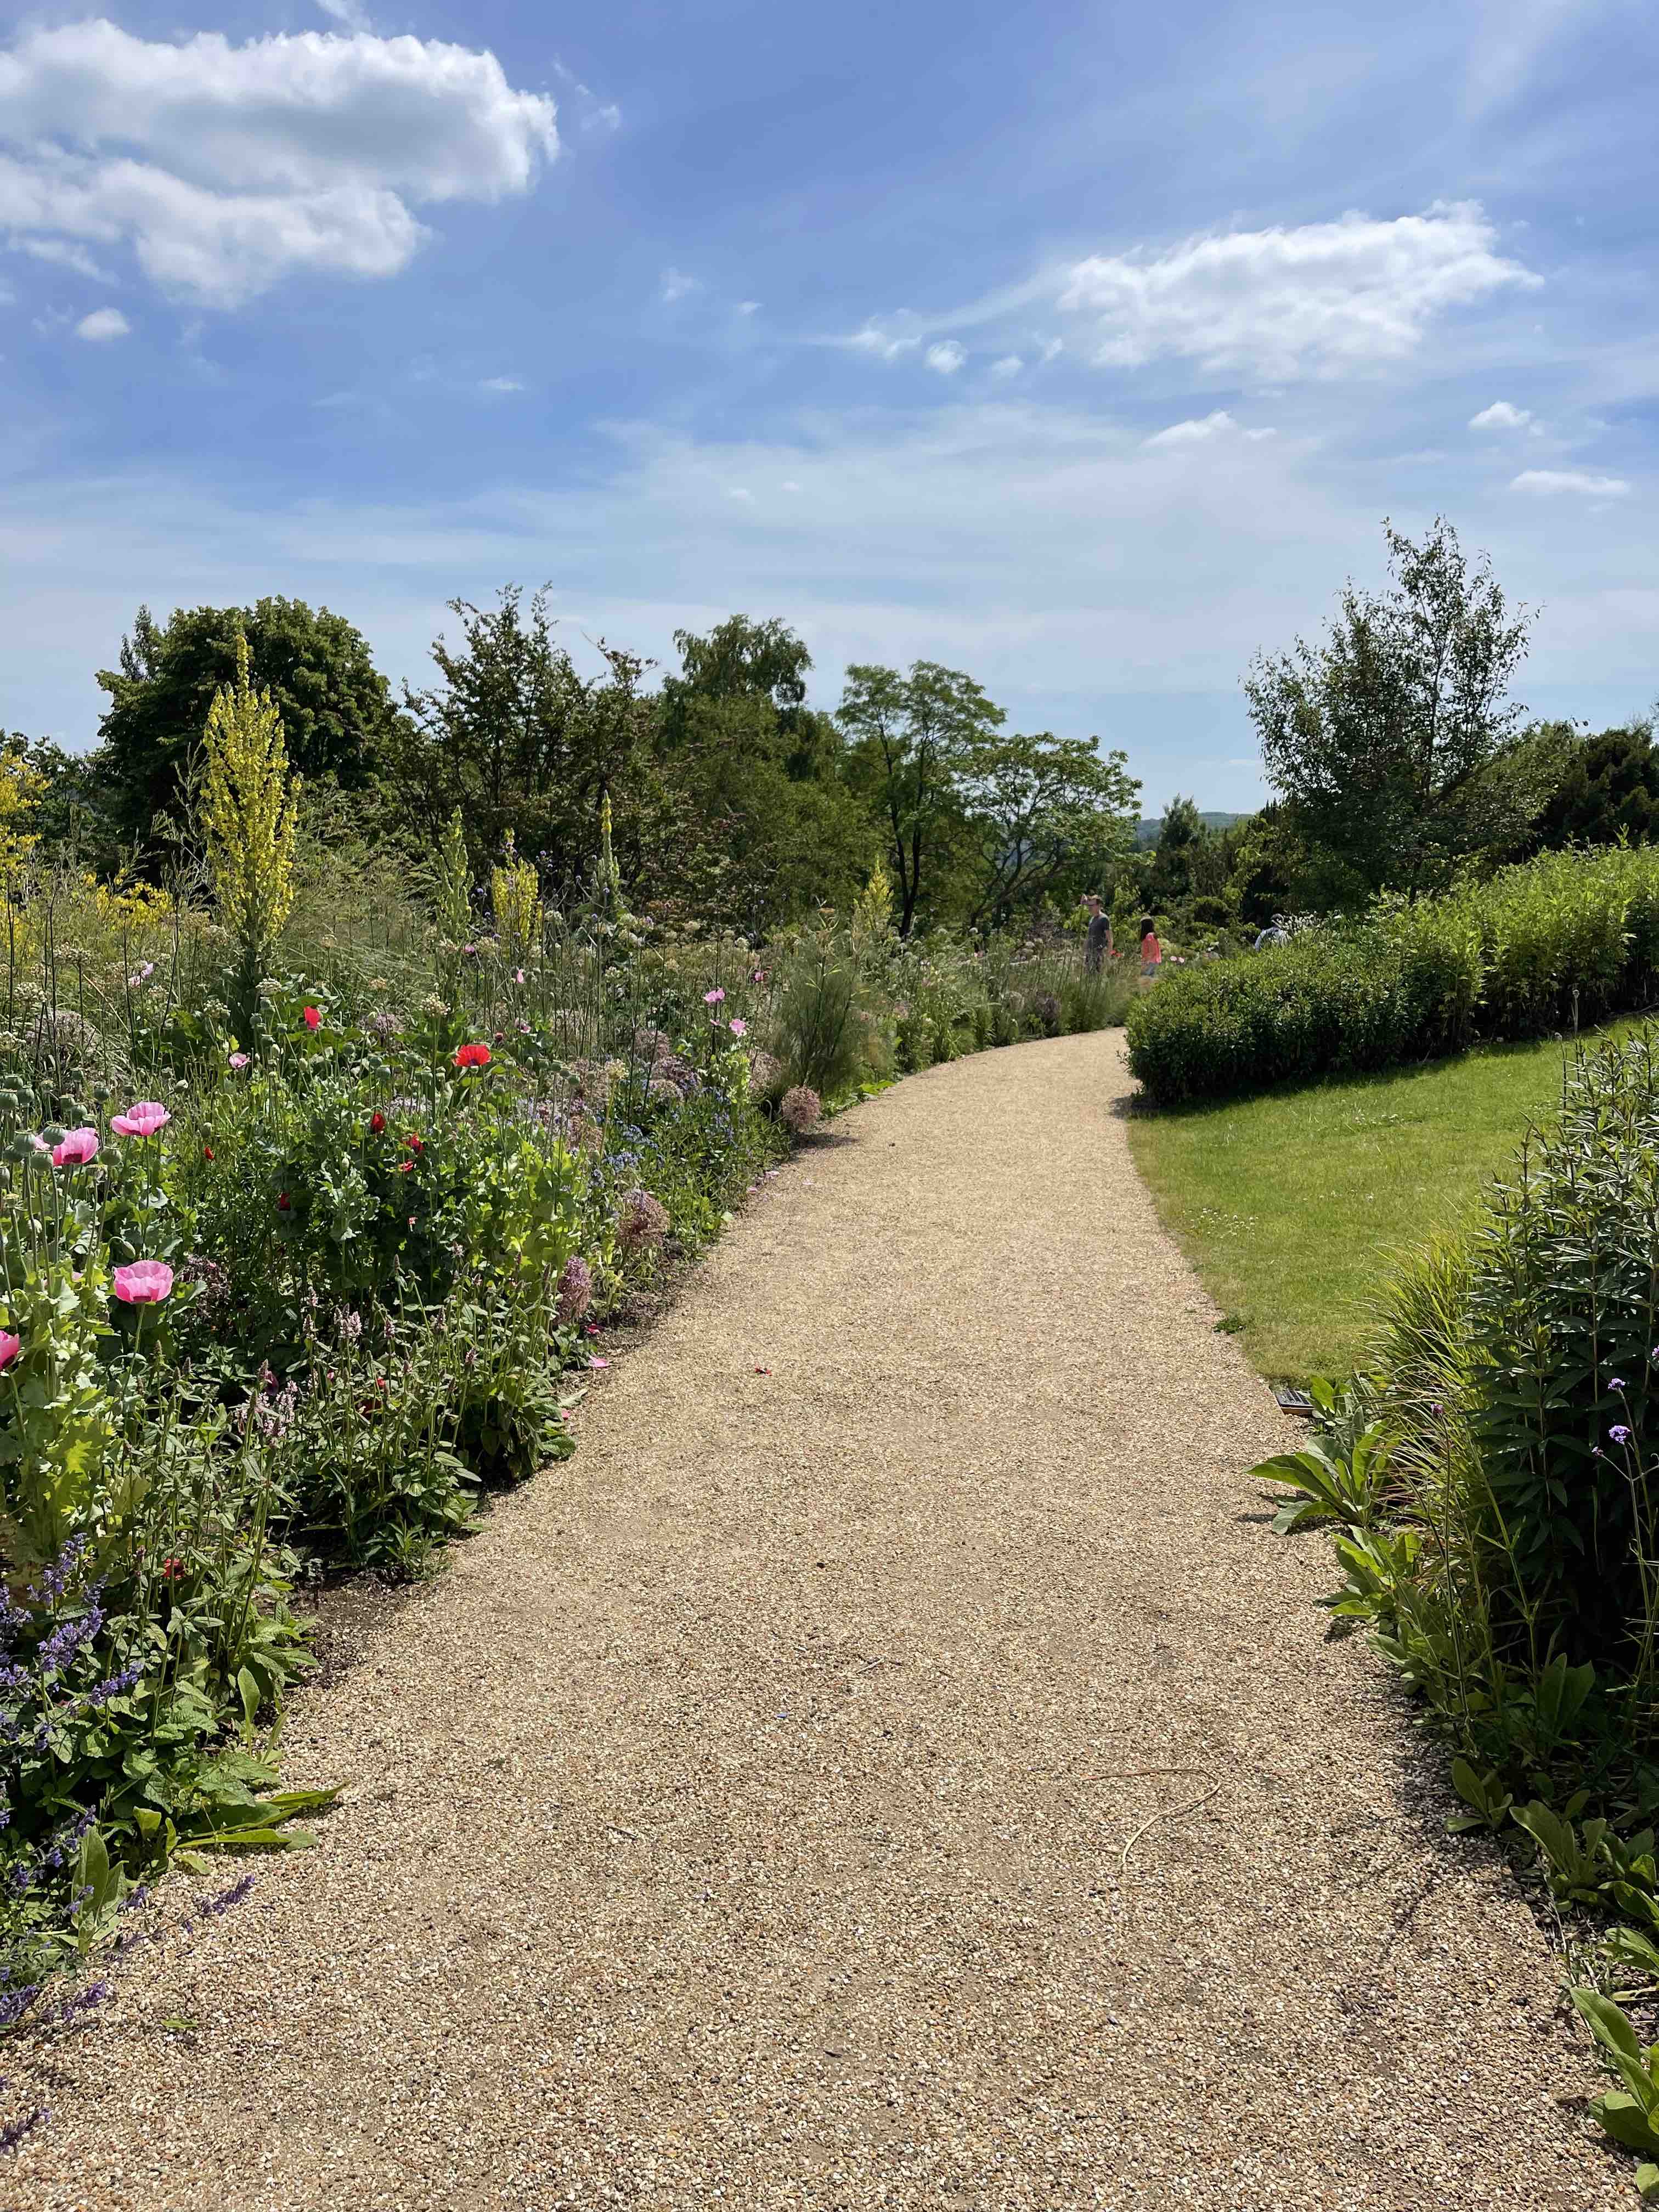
[1127,846,1659,1105]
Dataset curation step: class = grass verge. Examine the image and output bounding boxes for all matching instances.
[1126,1022,1635,1381]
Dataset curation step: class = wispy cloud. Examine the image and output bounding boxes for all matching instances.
[1512,467,1630,497]
[1144,410,1238,447]
[841,321,920,360]
[661,268,701,304]
[479,376,523,394]
[1470,399,1533,429]
[925,341,965,375]
[989,354,1023,380]
[1057,203,1537,378]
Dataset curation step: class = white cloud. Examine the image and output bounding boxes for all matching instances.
[0,20,558,308]
[479,375,522,393]
[315,0,375,29]
[726,486,754,503]
[16,236,112,279]
[1470,399,1532,430]
[1041,338,1063,362]
[660,268,699,303]
[1144,409,1237,447]
[990,354,1023,379]
[1058,203,1538,379]
[737,300,759,315]
[780,479,802,492]
[75,304,129,340]
[925,340,966,375]
[1511,468,1630,497]
[843,322,919,360]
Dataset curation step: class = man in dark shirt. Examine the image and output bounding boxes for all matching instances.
[1082,894,1113,972]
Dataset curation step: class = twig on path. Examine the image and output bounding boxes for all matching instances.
[1091,1767,1223,1874]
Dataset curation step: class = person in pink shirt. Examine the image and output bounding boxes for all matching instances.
[1139,917,1163,980]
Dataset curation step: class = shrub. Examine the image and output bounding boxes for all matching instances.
[771,934,867,1098]
[1128,844,1659,1106]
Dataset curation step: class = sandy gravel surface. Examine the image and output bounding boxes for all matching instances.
[9,1032,1623,2210]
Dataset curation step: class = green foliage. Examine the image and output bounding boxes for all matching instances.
[1573,1991,1659,2198]
[397,585,655,885]
[838,660,1006,934]
[1247,516,1538,897]
[1528,718,1659,856]
[1250,1421,1391,1533]
[1127,843,1659,1107]
[92,597,400,853]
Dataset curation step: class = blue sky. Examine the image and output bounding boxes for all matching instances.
[1,0,1655,812]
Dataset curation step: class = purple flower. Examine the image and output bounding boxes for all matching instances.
[1611,1424,1633,1444]
[555,1254,592,1325]
[1611,1376,1628,1392]
[86,1663,142,1707]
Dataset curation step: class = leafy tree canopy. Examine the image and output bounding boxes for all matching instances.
[965,731,1140,928]
[1246,517,1536,898]
[839,661,1006,934]
[91,597,403,854]
[1529,716,1659,854]
[397,585,657,888]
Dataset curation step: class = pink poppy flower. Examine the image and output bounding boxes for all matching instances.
[228,1052,250,1071]
[0,1331,20,1372]
[703,988,725,1005]
[50,1127,100,1168]
[110,1101,172,1139]
[112,1260,173,1305]
[729,1017,748,1038]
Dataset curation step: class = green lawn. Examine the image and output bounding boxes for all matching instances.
[1126,1024,1635,1383]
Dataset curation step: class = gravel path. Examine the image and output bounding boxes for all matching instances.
[11,1033,1623,2210]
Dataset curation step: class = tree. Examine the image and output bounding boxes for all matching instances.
[964,732,1140,927]
[397,586,657,887]
[650,618,876,930]
[1146,794,1212,910]
[838,662,1005,933]
[1528,716,1659,853]
[1246,517,1536,898]
[92,597,402,852]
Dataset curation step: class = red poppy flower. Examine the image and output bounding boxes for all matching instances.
[162,1556,183,1582]
[403,1133,425,1154]
[302,1006,321,1031]
[454,1042,492,1070]
[202,1145,214,1161]
[276,1191,292,1211]
[369,1111,386,1135]
[398,1161,415,1175]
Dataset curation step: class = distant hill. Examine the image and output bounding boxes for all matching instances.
[1134,810,1249,849]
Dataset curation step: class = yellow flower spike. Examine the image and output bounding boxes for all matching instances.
[202,634,300,979]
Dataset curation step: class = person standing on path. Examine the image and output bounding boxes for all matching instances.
[1139,916,1163,982]
[1082,894,1113,973]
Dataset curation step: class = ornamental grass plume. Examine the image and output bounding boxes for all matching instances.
[556,1254,593,1324]
[616,1188,669,1254]
[780,1085,821,1135]
[203,635,300,984]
